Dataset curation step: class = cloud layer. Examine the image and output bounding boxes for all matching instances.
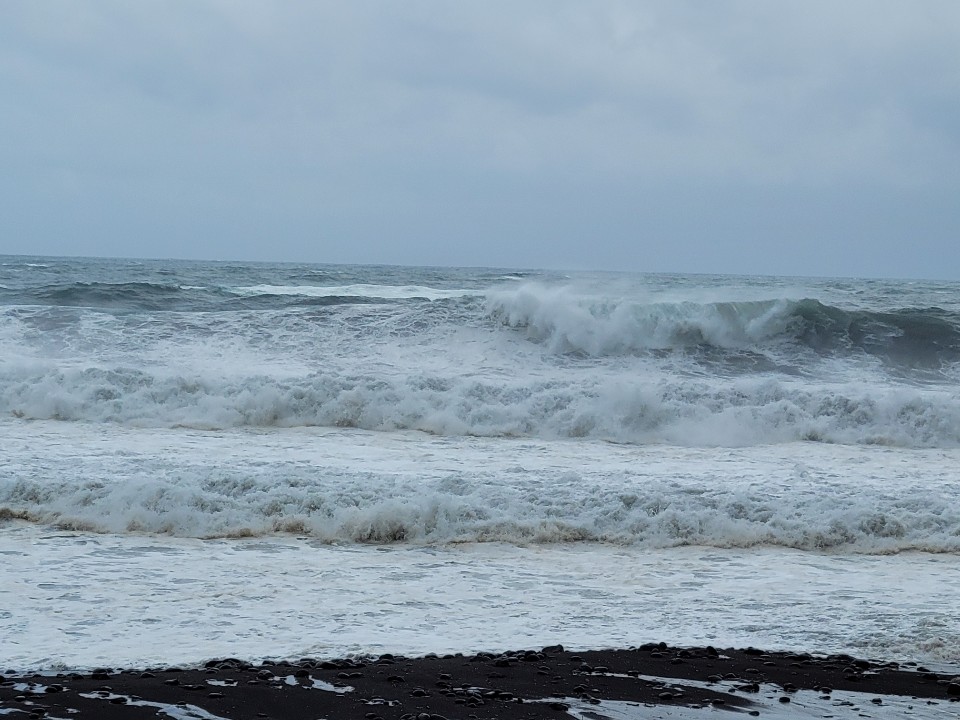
[2,2,958,277]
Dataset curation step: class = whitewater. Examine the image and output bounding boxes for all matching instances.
[2,256,959,672]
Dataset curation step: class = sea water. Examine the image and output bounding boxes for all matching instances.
[1,256,958,672]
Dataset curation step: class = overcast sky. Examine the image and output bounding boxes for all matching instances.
[2,2,958,278]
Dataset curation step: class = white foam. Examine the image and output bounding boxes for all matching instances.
[551,674,958,719]
[2,421,959,552]
[282,675,353,693]
[4,266,960,678]
[232,284,474,301]
[2,366,958,448]
[486,284,805,353]
[3,275,958,450]
[78,693,229,720]
[3,526,959,672]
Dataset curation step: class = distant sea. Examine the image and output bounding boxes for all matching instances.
[2,255,959,671]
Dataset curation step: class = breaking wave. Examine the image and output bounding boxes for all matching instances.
[2,366,959,448]
[3,453,959,553]
[487,285,960,367]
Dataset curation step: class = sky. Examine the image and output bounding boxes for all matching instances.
[2,2,959,279]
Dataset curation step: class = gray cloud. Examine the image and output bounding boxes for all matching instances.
[2,1,958,277]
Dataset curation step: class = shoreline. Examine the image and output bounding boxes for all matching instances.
[4,645,959,719]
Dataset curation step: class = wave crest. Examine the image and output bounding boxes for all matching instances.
[486,285,960,366]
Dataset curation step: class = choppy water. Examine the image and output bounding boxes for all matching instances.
[2,256,959,670]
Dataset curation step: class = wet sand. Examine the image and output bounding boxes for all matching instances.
[4,644,959,719]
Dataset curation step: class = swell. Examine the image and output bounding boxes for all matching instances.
[3,367,959,448]
[487,287,960,367]
[1,281,477,312]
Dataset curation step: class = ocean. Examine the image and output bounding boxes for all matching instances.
[2,255,959,673]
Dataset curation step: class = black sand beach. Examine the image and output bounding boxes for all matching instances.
[4,645,959,719]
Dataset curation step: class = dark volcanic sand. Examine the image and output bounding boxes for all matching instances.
[3,645,960,719]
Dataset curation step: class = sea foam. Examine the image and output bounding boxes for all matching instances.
[2,364,958,448]
[3,422,959,552]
